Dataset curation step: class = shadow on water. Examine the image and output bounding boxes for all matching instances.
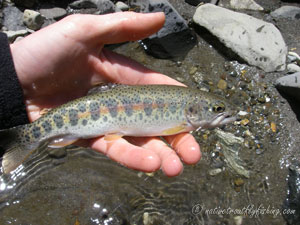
[191,23,248,64]
[275,86,300,122]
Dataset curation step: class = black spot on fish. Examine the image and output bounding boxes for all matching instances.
[103,99,118,118]
[103,116,108,122]
[53,114,64,128]
[169,101,177,114]
[143,98,153,116]
[156,98,164,112]
[90,101,100,121]
[78,102,86,112]
[121,97,133,117]
[139,113,143,120]
[25,134,30,142]
[82,119,87,126]
[69,108,79,126]
[32,126,41,139]
[42,121,52,133]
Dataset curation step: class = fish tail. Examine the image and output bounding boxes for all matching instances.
[0,126,36,174]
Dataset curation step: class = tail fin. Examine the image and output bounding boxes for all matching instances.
[0,127,36,174]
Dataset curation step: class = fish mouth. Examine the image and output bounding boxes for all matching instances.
[210,112,236,127]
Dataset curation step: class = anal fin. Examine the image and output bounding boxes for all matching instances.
[48,137,79,148]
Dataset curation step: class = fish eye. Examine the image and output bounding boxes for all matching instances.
[212,103,225,113]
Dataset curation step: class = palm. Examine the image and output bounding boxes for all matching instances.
[10,12,201,176]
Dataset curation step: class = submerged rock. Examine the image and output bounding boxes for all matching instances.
[282,165,300,225]
[184,0,211,6]
[215,129,250,178]
[193,4,287,72]
[229,0,263,11]
[271,6,300,20]
[130,0,197,59]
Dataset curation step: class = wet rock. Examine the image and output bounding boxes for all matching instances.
[271,6,300,20]
[282,164,300,225]
[115,1,129,11]
[275,72,300,102]
[287,64,300,73]
[193,4,287,72]
[229,0,263,11]
[39,7,67,20]
[130,0,197,59]
[3,29,29,42]
[215,129,250,178]
[184,0,211,6]
[3,5,25,31]
[11,0,36,8]
[69,0,115,14]
[23,9,44,31]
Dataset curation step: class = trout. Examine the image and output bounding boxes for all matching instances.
[0,84,236,173]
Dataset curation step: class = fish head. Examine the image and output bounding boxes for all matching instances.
[185,93,237,130]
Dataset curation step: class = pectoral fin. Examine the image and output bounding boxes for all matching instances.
[104,133,123,141]
[48,137,79,148]
[162,124,187,135]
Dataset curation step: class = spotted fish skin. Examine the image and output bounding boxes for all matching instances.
[0,84,236,173]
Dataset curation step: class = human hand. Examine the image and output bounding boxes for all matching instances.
[10,12,201,176]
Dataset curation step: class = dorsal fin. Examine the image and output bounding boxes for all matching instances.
[87,83,129,95]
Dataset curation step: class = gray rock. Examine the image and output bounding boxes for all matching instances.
[69,0,115,14]
[275,72,300,102]
[229,0,263,11]
[130,0,197,59]
[3,5,25,31]
[193,4,287,72]
[115,1,129,11]
[287,64,300,73]
[23,9,45,31]
[39,7,67,20]
[271,6,300,20]
[11,0,36,8]
[3,29,29,42]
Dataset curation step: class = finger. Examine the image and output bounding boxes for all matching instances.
[129,137,183,177]
[88,136,161,172]
[64,12,165,44]
[91,49,185,86]
[165,133,201,165]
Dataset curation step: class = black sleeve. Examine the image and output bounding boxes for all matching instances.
[0,32,30,129]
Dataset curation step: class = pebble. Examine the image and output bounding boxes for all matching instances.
[217,79,227,90]
[115,1,129,11]
[193,4,287,72]
[270,122,277,133]
[271,6,300,20]
[234,178,245,186]
[39,7,67,20]
[240,118,250,126]
[189,66,198,75]
[23,9,44,30]
[287,63,300,73]
[209,168,222,176]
